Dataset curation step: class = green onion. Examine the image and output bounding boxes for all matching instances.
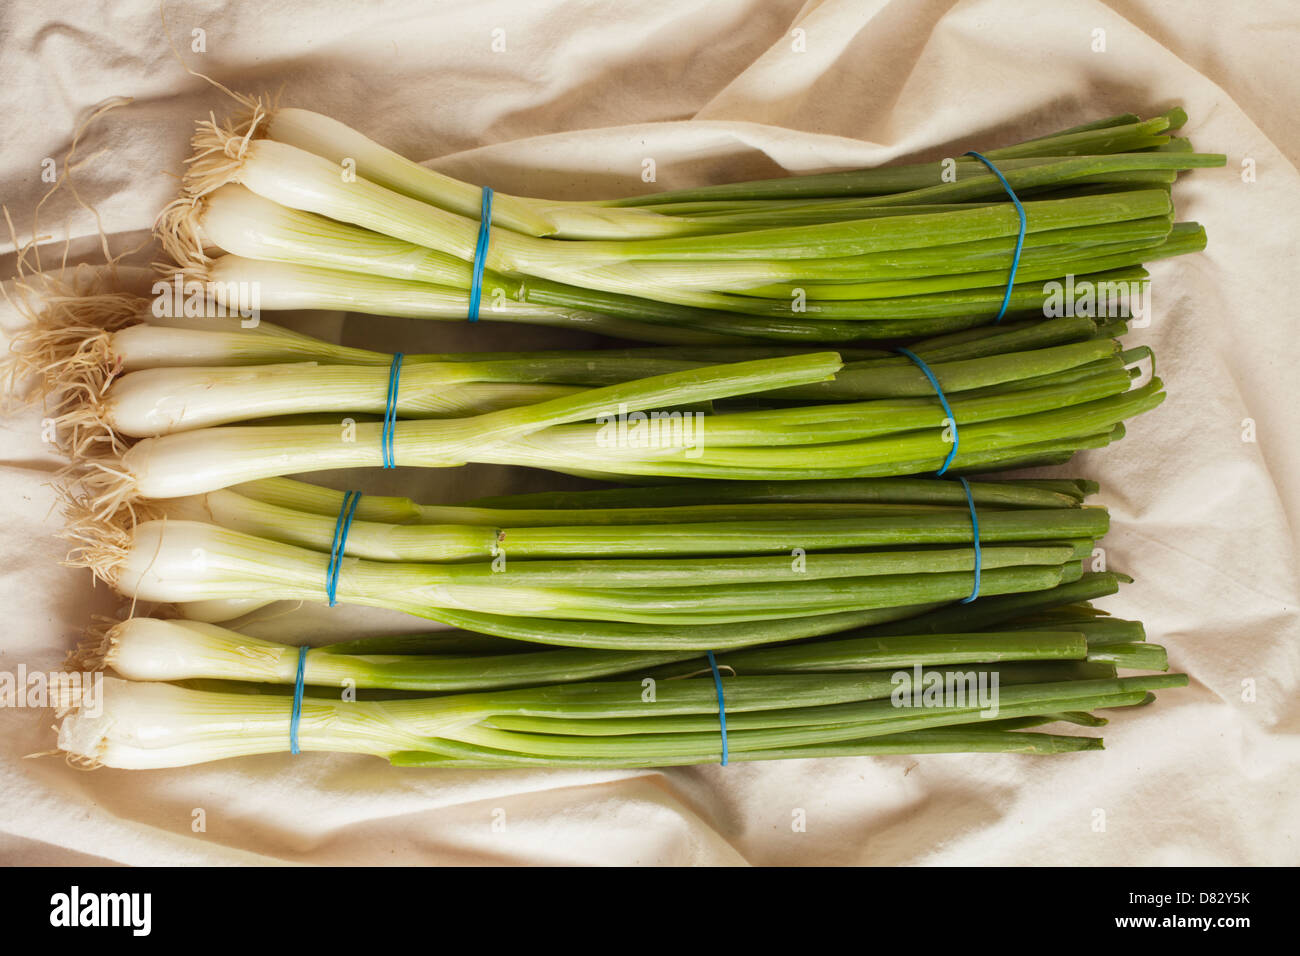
[23,99,1205,774]
[37,315,1126,444]
[73,349,1159,500]
[155,101,1221,343]
[78,517,1083,626]
[53,671,1185,769]
[159,485,1108,561]
[68,471,1113,648]
[80,612,1165,692]
[83,351,843,500]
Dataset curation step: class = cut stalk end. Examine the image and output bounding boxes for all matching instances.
[65,616,122,673]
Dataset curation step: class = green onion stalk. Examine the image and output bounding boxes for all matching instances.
[75,350,855,504]
[72,341,1162,502]
[126,474,1113,626]
[73,584,1168,692]
[230,471,1101,525]
[53,670,1186,769]
[9,287,1133,457]
[156,98,1222,343]
[72,515,1090,631]
[25,305,1135,443]
[75,568,1150,684]
[162,487,1108,565]
[69,472,1115,645]
[251,103,1193,231]
[15,291,1128,377]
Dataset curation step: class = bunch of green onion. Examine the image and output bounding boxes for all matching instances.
[78,569,1168,690]
[22,301,1161,501]
[57,571,1183,769]
[70,475,1112,649]
[18,99,1209,772]
[20,299,1122,434]
[157,98,1222,343]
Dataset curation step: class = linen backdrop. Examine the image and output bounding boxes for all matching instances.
[0,0,1296,865]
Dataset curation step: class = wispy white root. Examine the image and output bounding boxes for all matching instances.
[3,284,147,455]
[57,479,159,586]
[154,91,273,268]
[2,96,154,455]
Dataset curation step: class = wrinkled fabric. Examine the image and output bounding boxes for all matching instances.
[0,0,1296,866]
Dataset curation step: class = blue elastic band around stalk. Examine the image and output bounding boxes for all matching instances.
[894,349,982,602]
[325,490,362,607]
[467,186,494,322]
[382,353,403,469]
[963,151,1026,323]
[706,649,729,766]
[290,645,307,755]
[956,476,982,603]
[895,347,959,476]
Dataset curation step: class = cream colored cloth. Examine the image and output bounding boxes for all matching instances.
[1,0,1296,865]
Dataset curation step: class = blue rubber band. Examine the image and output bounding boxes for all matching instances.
[706,649,729,766]
[290,645,307,755]
[467,186,494,322]
[956,476,982,604]
[325,490,362,607]
[894,350,982,601]
[895,347,959,476]
[382,353,404,469]
[963,151,1026,323]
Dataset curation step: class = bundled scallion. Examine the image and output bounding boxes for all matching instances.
[75,571,1168,692]
[11,289,1135,459]
[66,475,1110,649]
[57,564,1184,770]
[156,97,1223,343]
[59,670,1191,769]
[16,97,1208,775]
[40,322,1159,501]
